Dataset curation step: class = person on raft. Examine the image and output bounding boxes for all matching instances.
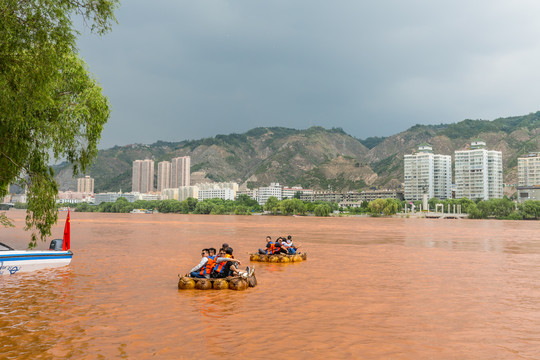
[257,237,289,255]
[273,238,289,255]
[226,247,254,278]
[189,248,244,279]
[284,235,298,254]
[258,236,273,254]
[212,247,254,278]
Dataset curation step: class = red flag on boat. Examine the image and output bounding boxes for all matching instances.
[63,210,71,251]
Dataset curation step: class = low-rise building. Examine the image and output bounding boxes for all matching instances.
[516,186,540,202]
[11,194,27,203]
[282,186,313,199]
[94,193,136,205]
[57,191,93,204]
[198,188,236,201]
[190,182,239,201]
[136,193,162,201]
[304,191,343,203]
[358,189,404,202]
[303,189,404,205]
[236,188,258,201]
[179,186,200,201]
[257,183,282,205]
[162,188,179,200]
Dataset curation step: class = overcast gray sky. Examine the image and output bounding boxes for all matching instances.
[77,0,540,149]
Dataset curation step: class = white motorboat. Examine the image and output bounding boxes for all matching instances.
[0,241,73,275]
[0,210,73,275]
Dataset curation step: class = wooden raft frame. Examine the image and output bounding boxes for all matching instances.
[249,253,307,262]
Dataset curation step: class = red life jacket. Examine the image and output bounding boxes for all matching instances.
[213,254,231,274]
[200,255,217,276]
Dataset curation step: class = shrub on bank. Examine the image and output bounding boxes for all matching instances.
[67,195,540,220]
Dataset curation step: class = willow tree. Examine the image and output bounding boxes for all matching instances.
[0,0,118,247]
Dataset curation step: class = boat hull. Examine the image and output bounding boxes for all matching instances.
[0,250,73,275]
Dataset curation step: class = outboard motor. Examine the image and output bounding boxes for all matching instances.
[49,239,64,251]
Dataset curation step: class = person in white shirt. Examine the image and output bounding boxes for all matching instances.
[188,247,245,279]
[284,235,297,254]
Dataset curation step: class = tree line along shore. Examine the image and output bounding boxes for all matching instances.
[10,195,540,220]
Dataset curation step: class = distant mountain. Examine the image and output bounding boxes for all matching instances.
[54,112,540,193]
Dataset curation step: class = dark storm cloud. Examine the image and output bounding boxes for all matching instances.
[77,1,540,148]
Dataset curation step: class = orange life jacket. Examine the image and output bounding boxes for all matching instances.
[265,242,273,254]
[267,243,277,254]
[270,243,285,254]
[200,255,217,276]
[213,254,231,274]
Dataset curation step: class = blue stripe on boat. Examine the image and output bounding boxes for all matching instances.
[0,255,72,261]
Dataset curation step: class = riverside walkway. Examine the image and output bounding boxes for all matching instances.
[420,212,468,219]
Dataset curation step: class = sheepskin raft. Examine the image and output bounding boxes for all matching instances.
[178,274,257,291]
[249,253,307,263]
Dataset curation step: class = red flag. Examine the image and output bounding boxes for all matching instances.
[63,210,71,250]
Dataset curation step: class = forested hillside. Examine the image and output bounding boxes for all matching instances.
[54,112,539,192]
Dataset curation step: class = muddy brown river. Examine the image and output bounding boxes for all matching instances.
[1,210,540,359]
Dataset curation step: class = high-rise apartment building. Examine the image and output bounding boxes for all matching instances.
[77,175,94,193]
[518,152,540,187]
[454,141,502,200]
[171,156,190,187]
[157,161,171,192]
[404,144,451,201]
[132,159,154,193]
[517,152,540,202]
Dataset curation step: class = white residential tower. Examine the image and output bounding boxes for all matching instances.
[454,141,503,200]
[404,144,452,201]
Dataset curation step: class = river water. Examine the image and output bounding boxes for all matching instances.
[1,210,540,359]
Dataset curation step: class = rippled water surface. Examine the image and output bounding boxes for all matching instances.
[1,211,540,359]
